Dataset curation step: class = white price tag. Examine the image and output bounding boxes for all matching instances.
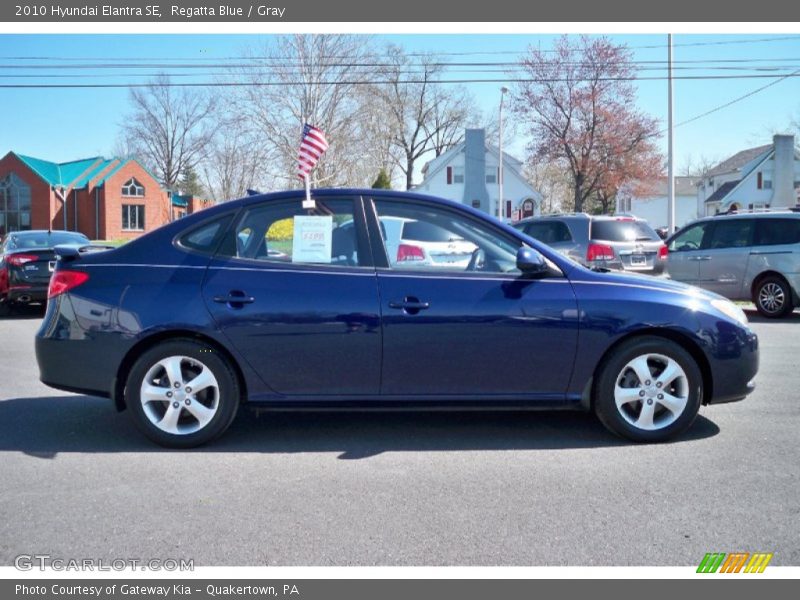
[292,216,333,264]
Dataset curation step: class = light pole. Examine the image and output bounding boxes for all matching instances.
[498,86,509,223]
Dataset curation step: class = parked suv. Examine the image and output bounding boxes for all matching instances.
[513,214,667,274]
[666,211,800,318]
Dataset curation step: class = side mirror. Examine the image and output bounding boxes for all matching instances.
[516,246,548,275]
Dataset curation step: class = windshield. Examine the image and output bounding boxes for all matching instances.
[8,231,90,250]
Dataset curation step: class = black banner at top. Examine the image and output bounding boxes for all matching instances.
[3,0,800,22]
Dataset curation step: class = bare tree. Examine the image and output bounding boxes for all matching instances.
[202,115,273,202]
[680,153,720,178]
[524,159,574,213]
[120,74,217,188]
[510,35,661,212]
[230,34,378,188]
[373,45,478,189]
[425,86,477,157]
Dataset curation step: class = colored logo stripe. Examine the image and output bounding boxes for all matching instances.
[744,553,773,573]
[697,552,773,573]
[697,553,726,573]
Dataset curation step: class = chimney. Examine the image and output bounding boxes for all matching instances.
[462,128,490,214]
[771,134,796,208]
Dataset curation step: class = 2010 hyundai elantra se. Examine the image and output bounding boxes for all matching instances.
[35,189,758,448]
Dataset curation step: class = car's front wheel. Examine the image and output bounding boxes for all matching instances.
[125,339,240,448]
[754,276,794,319]
[594,336,702,443]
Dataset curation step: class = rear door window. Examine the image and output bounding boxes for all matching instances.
[705,219,754,249]
[522,221,573,244]
[754,218,800,246]
[590,220,659,242]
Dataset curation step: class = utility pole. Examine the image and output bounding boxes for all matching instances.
[667,33,675,234]
[498,86,508,222]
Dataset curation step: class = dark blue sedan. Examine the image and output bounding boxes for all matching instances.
[35,190,758,447]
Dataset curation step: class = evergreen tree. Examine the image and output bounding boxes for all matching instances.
[372,168,392,189]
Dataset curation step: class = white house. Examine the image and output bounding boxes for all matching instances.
[414,129,541,221]
[619,176,699,229]
[699,134,800,215]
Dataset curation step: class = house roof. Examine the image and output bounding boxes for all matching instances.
[645,176,697,197]
[704,180,740,204]
[706,144,772,178]
[8,152,163,191]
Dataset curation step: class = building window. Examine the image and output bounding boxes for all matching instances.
[452,166,464,184]
[122,204,145,231]
[471,199,481,209]
[0,172,32,234]
[485,167,497,184]
[121,178,145,197]
[764,179,773,190]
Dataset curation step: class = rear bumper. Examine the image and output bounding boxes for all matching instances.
[35,294,129,398]
[6,285,47,303]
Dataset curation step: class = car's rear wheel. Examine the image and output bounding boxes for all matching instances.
[754,276,794,319]
[594,336,702,443]
[125,339,240,448]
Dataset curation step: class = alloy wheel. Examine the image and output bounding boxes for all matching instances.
[140,355,220,435]
[613,353,689,431]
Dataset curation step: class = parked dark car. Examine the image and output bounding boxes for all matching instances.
[35,190,758,448]
[513,213,667,275]
[0,229,90,315]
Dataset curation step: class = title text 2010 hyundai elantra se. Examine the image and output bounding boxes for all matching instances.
[35,190,758,448]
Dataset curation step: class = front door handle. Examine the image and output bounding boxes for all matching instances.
[213,290,255,307]
[388,296,430,315]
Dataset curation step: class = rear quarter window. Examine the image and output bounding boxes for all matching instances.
[754,218,800,246]
[521,221,573,244]
[177,214,233,254]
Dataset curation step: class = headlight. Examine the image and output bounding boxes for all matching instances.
[710,298,748,326]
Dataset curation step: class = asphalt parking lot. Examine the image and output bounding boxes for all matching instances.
[0,307,798,567]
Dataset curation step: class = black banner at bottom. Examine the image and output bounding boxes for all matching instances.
[2,579,796,600]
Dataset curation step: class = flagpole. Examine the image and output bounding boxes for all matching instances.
[302,174,315,209]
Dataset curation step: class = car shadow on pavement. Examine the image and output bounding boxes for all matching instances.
[743,308,800,323]
[0,395,720,459]
[0,304,46,320]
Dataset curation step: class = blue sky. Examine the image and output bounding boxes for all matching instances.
[1,33,799,177]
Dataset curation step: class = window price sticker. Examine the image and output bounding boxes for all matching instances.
[292,215,333,264]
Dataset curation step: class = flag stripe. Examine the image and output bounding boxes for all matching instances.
[297,123,329,181]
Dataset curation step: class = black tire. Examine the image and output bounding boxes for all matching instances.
[594,336,702,443]
[0,300,10,318]
[754,275,794,319]
[125,339,240,448]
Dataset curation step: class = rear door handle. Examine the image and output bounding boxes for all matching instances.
[688,256,711,261]
[388,296,430,314]
[213,291,255,306]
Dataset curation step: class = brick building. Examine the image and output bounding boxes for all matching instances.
[0,151,210,240]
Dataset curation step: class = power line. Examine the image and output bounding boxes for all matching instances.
[1,34,798,61]
[4,72,800,89]
[672,66,800,130]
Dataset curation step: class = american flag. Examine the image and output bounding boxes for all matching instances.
[297,123,329,181]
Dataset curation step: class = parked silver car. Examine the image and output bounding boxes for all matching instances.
[666,211,800,318]
[513,213,667,275]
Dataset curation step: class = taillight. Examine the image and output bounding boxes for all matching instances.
[48,270,89,299]
[587,243,615,262]
[397,243,425,262]
[658,245,668,260]
[7,254,38,266]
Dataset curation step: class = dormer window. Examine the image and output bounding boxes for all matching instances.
[121,178,145,197]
